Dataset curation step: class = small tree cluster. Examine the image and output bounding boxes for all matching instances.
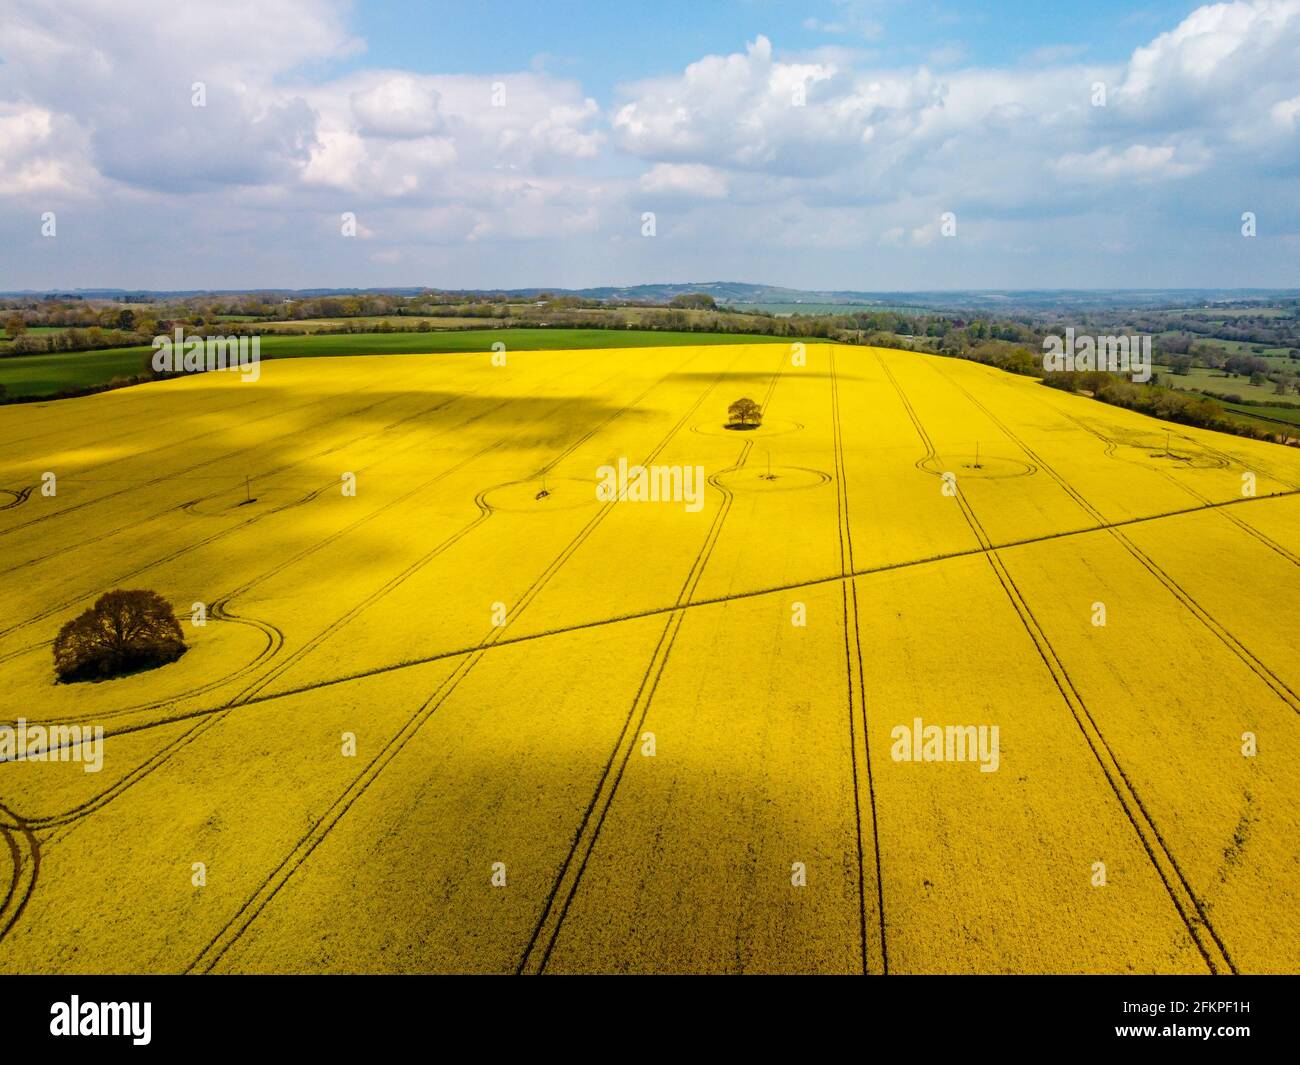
[727,397,763,428]
[53,589,187,682]
[669,292,718,310]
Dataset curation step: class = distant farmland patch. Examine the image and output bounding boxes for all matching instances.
[1161,366,1292,402]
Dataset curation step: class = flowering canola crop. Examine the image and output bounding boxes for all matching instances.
[0,344,1296,974]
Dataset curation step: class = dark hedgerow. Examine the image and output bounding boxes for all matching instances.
[53,589,187,683]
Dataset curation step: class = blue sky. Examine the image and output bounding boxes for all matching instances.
[348,1,1200,93]
[1,0,1298,292]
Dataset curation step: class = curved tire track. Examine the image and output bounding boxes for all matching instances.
[0,803,39,946]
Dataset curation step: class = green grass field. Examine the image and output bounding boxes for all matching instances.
[0,327,65,357]
[1218,401,1300,429]
[0,328,791,400]
[1203,338,1298,358]
[1160,365,1295,402]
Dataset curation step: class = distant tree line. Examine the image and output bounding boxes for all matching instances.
[4,290,1296,447]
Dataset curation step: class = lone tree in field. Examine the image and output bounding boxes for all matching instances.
[727,396,763,429]
[53,589,187,682]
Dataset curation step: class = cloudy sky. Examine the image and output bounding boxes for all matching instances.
[2,0,1298,292]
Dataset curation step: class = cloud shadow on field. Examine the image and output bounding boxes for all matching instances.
[430,392,658,452]
[219,389,659,450]
[1,390,660,477]
[2,387,665,586]
[188,642,865,974]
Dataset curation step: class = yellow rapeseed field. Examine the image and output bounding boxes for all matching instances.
[1,343,1297,974]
